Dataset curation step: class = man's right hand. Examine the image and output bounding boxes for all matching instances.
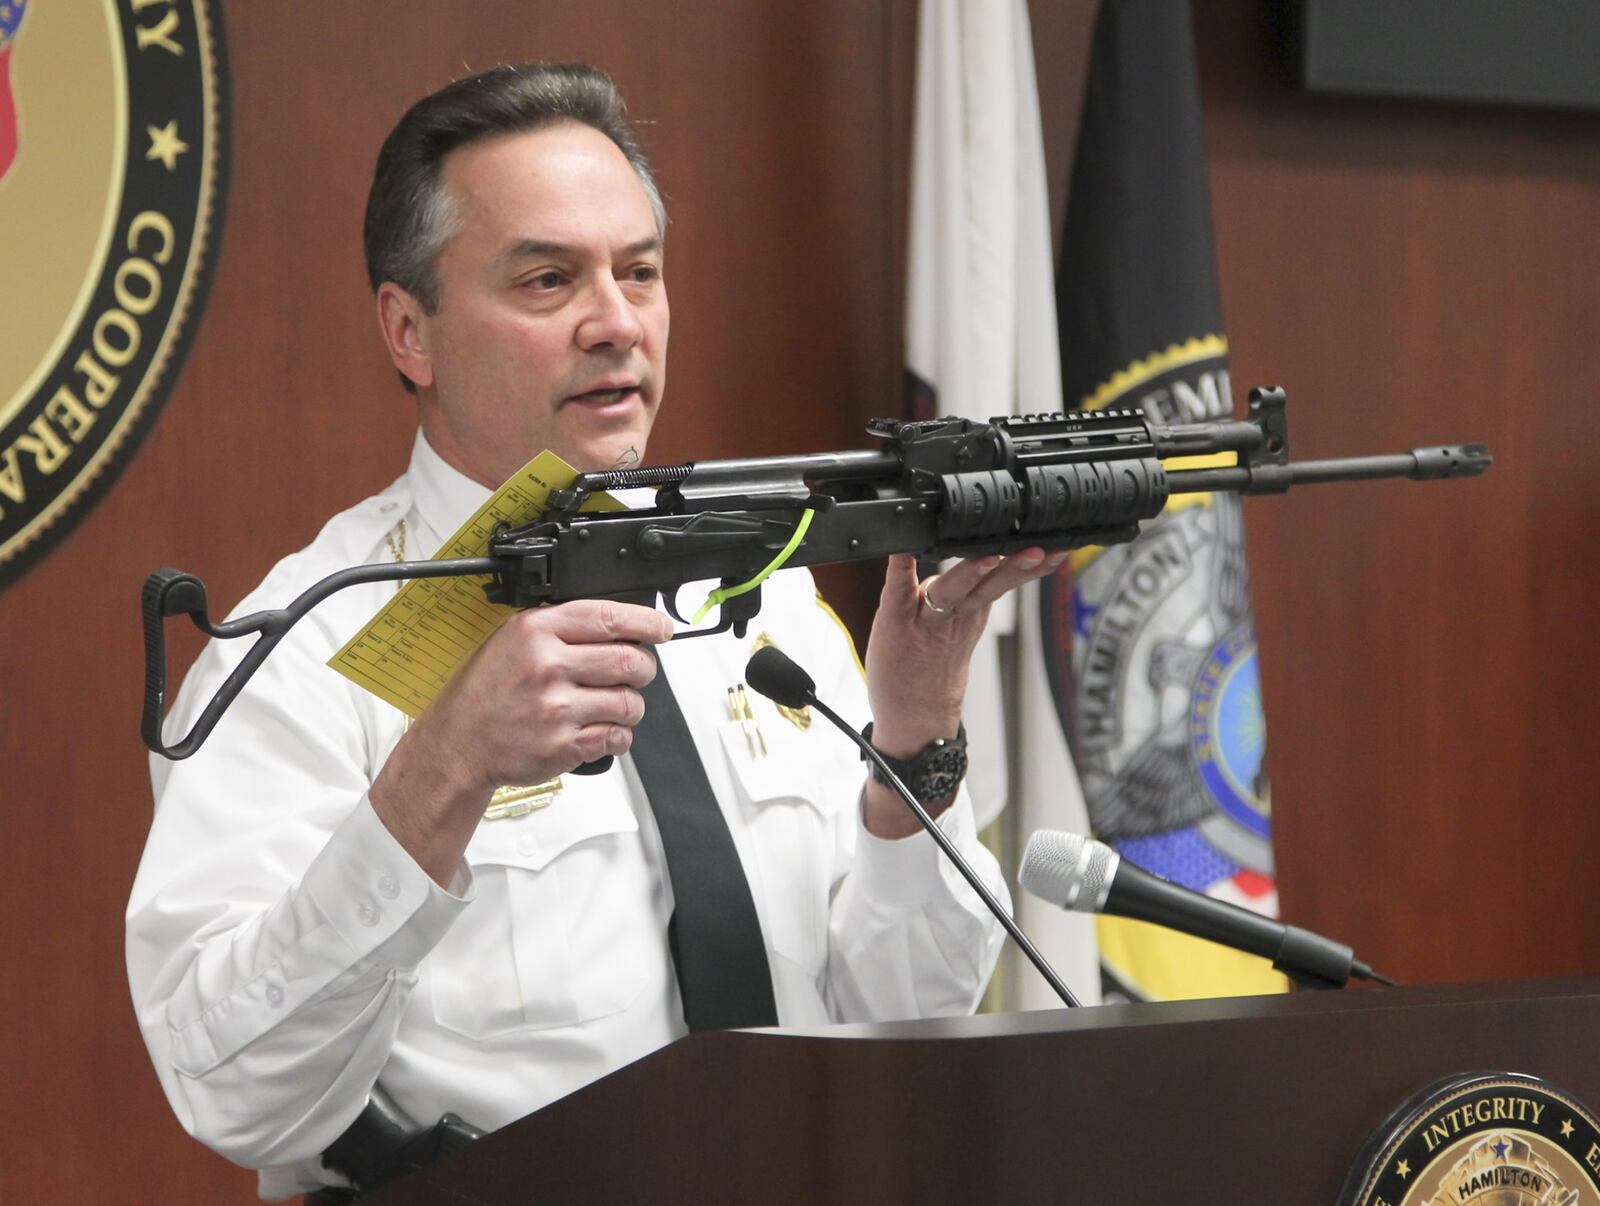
[370,599,673,886]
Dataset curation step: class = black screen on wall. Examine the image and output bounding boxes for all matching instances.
[1301,0,1600,112]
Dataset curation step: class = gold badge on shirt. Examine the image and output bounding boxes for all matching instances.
[483,777,563,821]
[397,707,564,821]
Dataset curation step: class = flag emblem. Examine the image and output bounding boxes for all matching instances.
[1189,621,1268,839]
[1046,0,1283,1001]
[1051,471,1274,887]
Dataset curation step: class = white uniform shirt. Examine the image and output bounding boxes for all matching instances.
[126,432,1007,1199]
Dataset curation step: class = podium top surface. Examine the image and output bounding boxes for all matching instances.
[752,975,1600,1042]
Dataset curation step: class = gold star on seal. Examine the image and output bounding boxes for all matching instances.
[1561,1118,1576,1138]
[146,120,190,172]
[1395,1159,1411,1179]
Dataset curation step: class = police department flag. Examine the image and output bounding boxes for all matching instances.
[1042,0,1288,1000]
[905,0,1101,1008]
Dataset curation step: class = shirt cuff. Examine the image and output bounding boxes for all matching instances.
[850,786,980,909]
[301,795,472,970]
[166,798,474,1078]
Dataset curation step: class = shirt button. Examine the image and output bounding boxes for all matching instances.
[517,834,537,857]
[265,983,284,1007]
[377,875,399,900]
[358,902,381,927]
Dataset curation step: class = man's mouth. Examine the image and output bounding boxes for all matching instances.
[567,383,641,407]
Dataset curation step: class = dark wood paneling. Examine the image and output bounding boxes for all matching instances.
[0,4,902,1200]
[1021,0,1596,995]
[5,2,1596,1201]
[1193,0,1600,984]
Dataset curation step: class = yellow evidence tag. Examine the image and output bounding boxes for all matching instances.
[328,450,623,717]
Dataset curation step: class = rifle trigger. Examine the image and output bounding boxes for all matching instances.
[661,584,691,626]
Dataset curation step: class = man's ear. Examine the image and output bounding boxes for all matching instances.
[376,282,435,390]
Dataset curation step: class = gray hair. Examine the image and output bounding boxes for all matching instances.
[364,62,665,321]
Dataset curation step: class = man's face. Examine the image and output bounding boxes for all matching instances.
[393,121,668,484]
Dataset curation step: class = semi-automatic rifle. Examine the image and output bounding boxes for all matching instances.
[142,387,1490,761]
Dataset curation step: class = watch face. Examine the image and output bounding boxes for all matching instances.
[864,724,968,801]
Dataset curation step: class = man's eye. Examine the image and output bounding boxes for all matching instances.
[627,264,660,284]
[525,271,565,290]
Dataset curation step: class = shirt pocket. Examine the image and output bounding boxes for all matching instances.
[426,786,654,1039]
[718,712,844,977]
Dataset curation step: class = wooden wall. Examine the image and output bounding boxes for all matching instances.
[0,1,1594,1200]
[1191,4,1600,984]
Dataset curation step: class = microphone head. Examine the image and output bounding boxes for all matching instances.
[1019,830,1119,914]
[744,645,816,709]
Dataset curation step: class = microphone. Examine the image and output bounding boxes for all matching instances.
[743,646,1081,1009]
[744,643,815,709]
[1019,829,1396,990]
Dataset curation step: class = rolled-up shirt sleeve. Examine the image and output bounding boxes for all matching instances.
[826,784,1008,1021]
[127,568,468,1169]
[788,584,1010,1024]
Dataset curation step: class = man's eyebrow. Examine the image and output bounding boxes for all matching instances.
[498,236,662,264]
[618,237,663,258]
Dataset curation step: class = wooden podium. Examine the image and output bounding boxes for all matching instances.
[365,978,1600,1204]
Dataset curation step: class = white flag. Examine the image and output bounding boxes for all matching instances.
[905,0,1100,1008]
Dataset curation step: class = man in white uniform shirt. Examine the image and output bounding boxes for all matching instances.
[127,63,1069,1200]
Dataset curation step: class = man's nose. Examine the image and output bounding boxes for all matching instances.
[576,274,645,350]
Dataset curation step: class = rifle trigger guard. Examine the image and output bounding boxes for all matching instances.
[658,581,760,642]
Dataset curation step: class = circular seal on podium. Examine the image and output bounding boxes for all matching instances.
[1340,1073,1600,1205]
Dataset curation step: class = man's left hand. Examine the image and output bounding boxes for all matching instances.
[859,548,1068,837]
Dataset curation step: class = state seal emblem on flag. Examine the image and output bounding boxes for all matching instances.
[1041,344,1284,998]
[0,1,227,590]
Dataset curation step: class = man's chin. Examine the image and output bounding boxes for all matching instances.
[554,390,656,468]
[553,415,653,473]
[555,432,651,475]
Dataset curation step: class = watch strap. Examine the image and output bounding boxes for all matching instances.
[860,721,968,803]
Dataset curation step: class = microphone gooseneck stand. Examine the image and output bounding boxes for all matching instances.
[744,646,1081,1010]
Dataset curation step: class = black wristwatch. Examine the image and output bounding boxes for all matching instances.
[860,722,969,802]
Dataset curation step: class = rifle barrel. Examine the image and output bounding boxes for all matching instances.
[1167,444,1492,494]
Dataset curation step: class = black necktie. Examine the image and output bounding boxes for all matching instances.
[631,665,779,1031]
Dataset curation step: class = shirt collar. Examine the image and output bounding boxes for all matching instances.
[406,429,491,552]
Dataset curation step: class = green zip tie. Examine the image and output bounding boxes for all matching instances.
[691,508,816,624]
